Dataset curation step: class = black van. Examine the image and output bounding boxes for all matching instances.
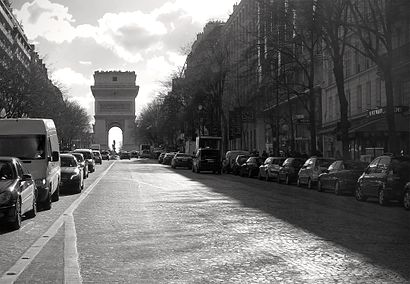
[192,148,221,174]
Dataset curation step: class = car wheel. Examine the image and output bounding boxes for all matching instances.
[265,173,270,182]
[42,189,52,210]
[285,175,290,185]
[26,191,37,219]
[378,188,388,206]
[81,179,84,190]
[334,181,341,195]
[307,178,312,189]
[257,171,262,180]
[51,184,60,202]
[10,198,22,230]
[317,180,323,192]
[404,190,410,210]
[355,185,367,202]
[248,169,252,178]
[297,177,301,187]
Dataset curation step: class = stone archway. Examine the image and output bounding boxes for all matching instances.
[91,71,139,151]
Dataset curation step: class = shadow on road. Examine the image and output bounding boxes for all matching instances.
[133,159,410,280]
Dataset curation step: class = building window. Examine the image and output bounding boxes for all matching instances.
[346,89,351,117]
[366,81,371,109]
[357,84,362,113]
[112,76,118,81]
[345,49,351,77]
[328,95,333,121]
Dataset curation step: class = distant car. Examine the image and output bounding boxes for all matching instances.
[240,157,264,178]
[131,150,139,158]
[93,150,102,165]
[297,157,335,189]
[192,148,221,174]
[356,155,410,206]
[139,150,151,159]
[73,149,95,173]
[318,160,368,195]
[163,152,176,165]
[0,157,37,230]
[71,152,89,179]
[101,150,110,160]
[223,150,250,173]
[60,154,84,194]
[171,153,193,169]
[158,152,166,164]
[277,157,306,185]
[258,157,286,181]
[120,151,131,160]
[232,155,250,175]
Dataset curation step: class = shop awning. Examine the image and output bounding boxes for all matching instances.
[349,115,410,134]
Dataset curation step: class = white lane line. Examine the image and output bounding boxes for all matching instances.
[64,214,82,284]
[0,162,116,284]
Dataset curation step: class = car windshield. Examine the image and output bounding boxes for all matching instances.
[0,135,46,160]
[201,150,219,159]
[61,156,77,167]
[237,156,249,164]
[75,151,91,159]
[0,161,14,180]
[176,154,191,158]
[72,154,84,162]
[317,159,334,168]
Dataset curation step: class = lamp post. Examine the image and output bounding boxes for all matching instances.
[198,104,203,138]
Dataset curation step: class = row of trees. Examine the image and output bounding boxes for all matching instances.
[136,0,409,157]
[0,53,91,148]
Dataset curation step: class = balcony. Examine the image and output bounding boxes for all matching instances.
[0,22,13,43]
[0,2,14,29]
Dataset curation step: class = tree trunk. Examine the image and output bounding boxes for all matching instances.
[333,60,350,160]
[384,65,398,154]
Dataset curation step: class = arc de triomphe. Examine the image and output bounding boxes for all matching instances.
[91,71,139,151]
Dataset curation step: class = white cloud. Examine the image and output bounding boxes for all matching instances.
[79,61,92,65]
[52,67,92,87]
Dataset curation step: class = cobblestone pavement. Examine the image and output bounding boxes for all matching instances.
[75,159,410,283]
[1,159,410,283]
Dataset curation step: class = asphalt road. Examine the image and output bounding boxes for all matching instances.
[1,159,409,283]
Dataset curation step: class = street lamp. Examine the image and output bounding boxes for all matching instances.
[198,104,203,138]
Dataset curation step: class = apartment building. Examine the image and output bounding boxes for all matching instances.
[222,0,266,153]
[0,0,32,77]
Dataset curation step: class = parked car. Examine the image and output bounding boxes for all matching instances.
[171,153,193,169]
[318,160,368,195]
[158,152,166,164]
[162,152,176,165]
[240,156,264,178]
[297,157,335,189]
[71,152,89,179]
[0,157,37,230]
[277,157,306,185]
[119,151,131,160]
[232,155,251,175]
[101,150,110,160]
[403,182,410,210]
[93,150,102,165]
[222,150,249,173]
[73,149,95,173]
[258,157,286,181]
[356,155,410,206]
[192,148,221,174]
[60,154,84,194]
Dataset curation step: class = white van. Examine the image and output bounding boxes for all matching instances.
[0,119,61,210]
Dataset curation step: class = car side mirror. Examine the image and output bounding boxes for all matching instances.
[52,151,60,162]
[22,173,32,180]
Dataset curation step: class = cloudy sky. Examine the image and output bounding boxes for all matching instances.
[11,0,237,121]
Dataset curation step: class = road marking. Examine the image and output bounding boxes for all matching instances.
[0,162,116,284]
[64,214,82,284]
